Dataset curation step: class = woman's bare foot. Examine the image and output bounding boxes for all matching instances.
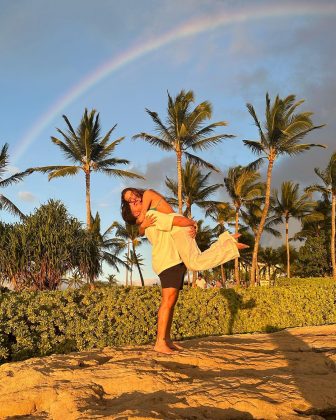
[153,340,175,354]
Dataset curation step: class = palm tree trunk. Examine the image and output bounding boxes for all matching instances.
[234,208,240,285]
[85,171,91,229]
[132,243,145,287]
[176,149,183,214]
[286,216,290,278]
[125,240,130,286]
[251,159,274,286]
[331,192,336,279]
[220,264,226,286]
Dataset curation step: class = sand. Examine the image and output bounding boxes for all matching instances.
[0,324,336,419]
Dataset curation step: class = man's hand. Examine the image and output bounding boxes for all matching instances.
[188,223,198,239]
[140,214,156,229]
[231,233,249,249]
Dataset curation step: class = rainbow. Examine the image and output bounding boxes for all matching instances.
[12,2,336,164]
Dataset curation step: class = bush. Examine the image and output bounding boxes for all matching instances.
[1,280,335,363]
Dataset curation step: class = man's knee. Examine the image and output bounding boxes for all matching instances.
[161,289,179,308]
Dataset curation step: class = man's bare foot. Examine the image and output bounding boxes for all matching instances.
[153,341,175,355]
[166,340,184,351]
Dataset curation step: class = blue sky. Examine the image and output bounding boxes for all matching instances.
[1,0,335,284]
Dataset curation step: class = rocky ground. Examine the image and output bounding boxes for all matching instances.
[1,324,336,419]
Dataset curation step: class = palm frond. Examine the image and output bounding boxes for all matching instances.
[184,152,220,172]
[132,133,173,151]
[48,166,81,180]
[100,168,144,179]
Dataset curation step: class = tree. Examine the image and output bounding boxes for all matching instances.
[112,222,146,286]
[29,109,143,229]
[165,161,222,218]
[292,234,329,277]
[0,200,100,290]
[125,250,145,286]
[240,198,281,283]
[205,202,235,284]
[244,93,325,285]
[90,212,128,273]
[133,90,234,214]
[258,247,282,283]
[305,151,336,279]
[224,166,264,284]
[0,143,31,219]
[272,181,317,278]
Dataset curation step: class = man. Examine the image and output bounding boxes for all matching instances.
[122,199,248,355]
[196,274,207,289]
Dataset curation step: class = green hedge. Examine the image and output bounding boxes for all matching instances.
[1,279,336,363]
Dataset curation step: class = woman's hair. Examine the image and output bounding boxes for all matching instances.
[121,187,145,202]
[120,188,145,225]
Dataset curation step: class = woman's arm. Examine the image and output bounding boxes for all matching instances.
[137,190,154,223]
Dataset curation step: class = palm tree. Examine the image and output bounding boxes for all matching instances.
[29,109,143,229]
[165,161,222,217]
[112,222,146,286]
[205,202,235,285]
[305,151,336,279]
[240,198,281,284]
[244,93,325,285]
[125,250,144,286]
[272,181,317,278]
[224,166,264,284]
[258,247,282,284]
[0,143,31,219]
[133,90,234,214]
[90,212,129,273]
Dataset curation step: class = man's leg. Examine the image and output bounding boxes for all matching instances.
[154,287,179,354]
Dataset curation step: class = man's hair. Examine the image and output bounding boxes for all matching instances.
[121,201,137,225]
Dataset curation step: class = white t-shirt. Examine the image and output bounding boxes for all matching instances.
[144,211,182,275]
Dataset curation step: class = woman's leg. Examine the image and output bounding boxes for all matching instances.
[154,287,179,354]
[171,229,239,271]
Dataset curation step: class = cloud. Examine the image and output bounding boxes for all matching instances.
[18,191,37,202]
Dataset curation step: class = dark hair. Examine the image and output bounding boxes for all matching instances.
[121,187,145,202]
[120,188,145,225]
[121,201,137,225]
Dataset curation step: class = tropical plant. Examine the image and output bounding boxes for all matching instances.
[125,250,145,286]
[272,181,317,278]
[165,161,222,217]
[106,273,119,286]
[258,247,282,283]
[28,109,143,229]
[0,200,100,290]
[90,212,128,272]
[293,232,330,277]
[224,166,264,284]
[205,202,236,284]
[112,222,146,286]
[0,143,31,220]
[244,93,325,285]
[305,152,336,279]
[62,271,86,289]
[240,198,281,283]
[133,90,234,213]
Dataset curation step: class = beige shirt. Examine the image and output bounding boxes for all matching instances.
[145,211,183,275]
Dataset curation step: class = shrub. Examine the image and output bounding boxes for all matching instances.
[0,280,335,363]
